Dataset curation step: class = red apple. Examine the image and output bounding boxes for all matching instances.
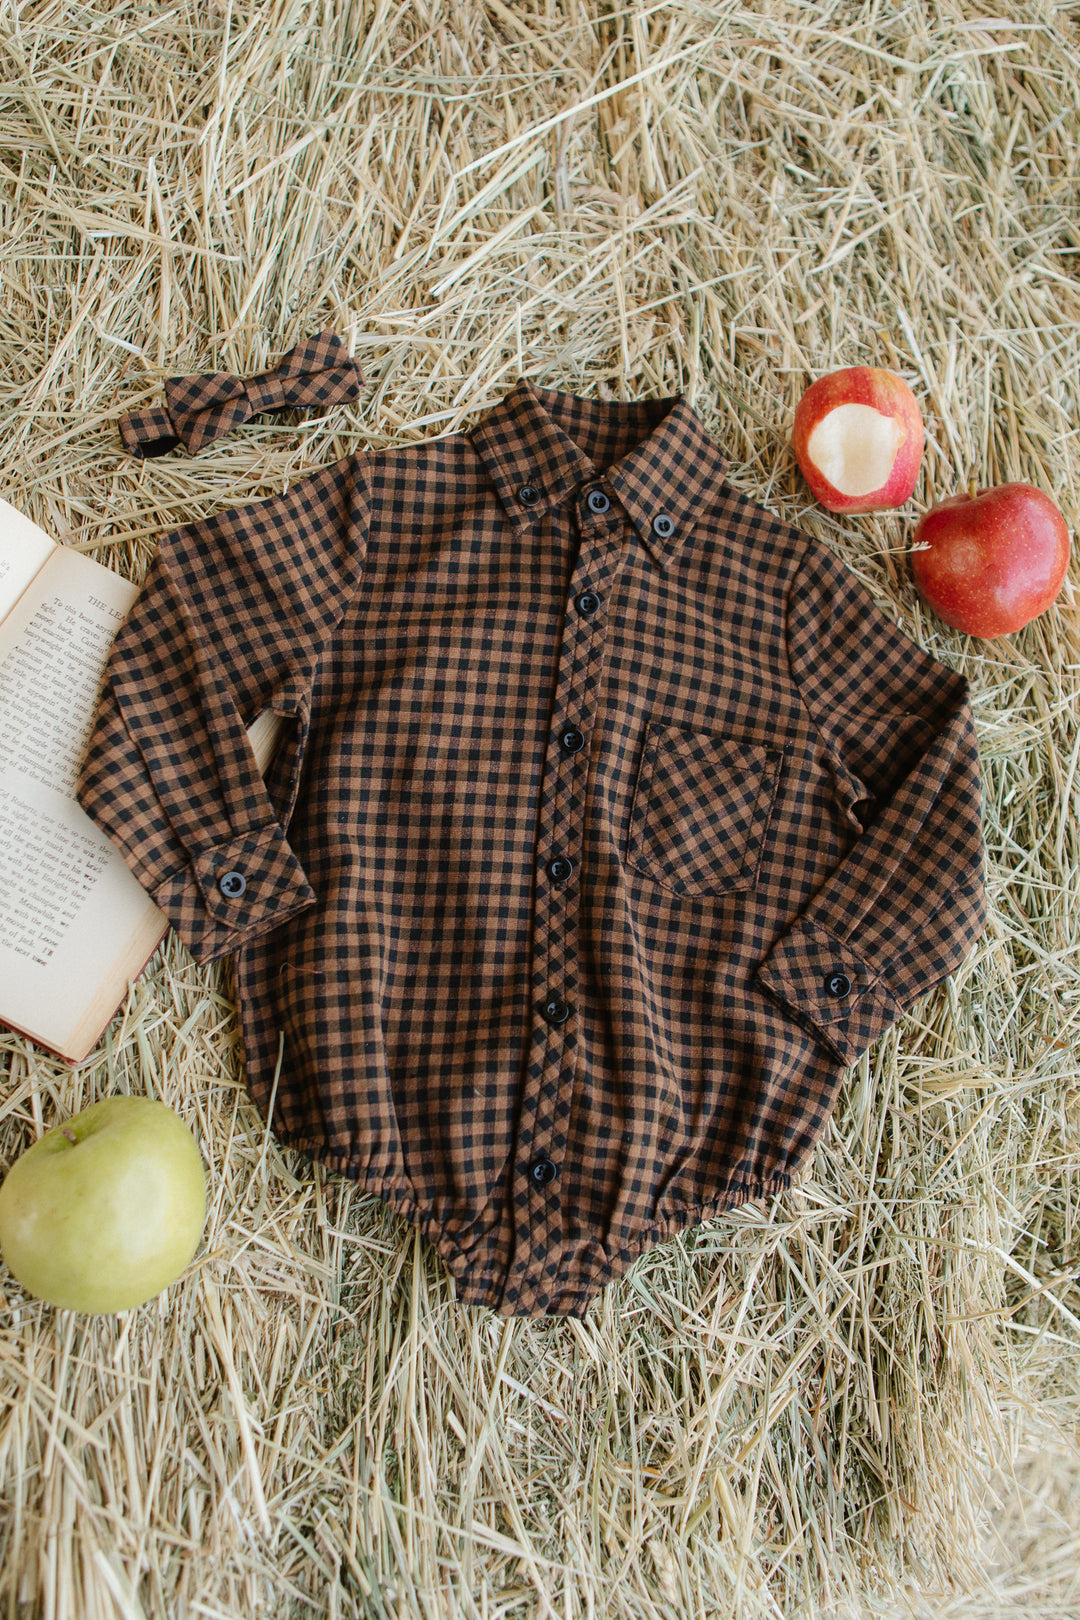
[793,367,924,513]
[911,482,1070,639]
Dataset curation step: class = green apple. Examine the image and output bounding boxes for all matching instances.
[0,1096,206,1313]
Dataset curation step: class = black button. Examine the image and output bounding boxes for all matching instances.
[586,488,611,514]
[518,483,541,506]
[219,870,247,898]
[576,591,600,616]
[651,511,675,538]
[559,727,585,754]
[825,972,852,998]
[542,997,571,1025]
[529,1155,558,1187]
[548,856,574,882]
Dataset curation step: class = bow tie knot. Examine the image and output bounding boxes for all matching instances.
[118,331,364,457]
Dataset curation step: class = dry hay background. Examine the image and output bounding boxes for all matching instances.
[1,1,1079,1616]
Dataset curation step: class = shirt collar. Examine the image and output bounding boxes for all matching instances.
[470,379,729,567]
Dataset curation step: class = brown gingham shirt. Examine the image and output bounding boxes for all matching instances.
[76,374,987,1317]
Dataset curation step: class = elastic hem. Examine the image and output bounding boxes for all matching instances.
[279,1133,792,1317]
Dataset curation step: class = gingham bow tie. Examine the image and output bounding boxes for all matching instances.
[118,331,364,457]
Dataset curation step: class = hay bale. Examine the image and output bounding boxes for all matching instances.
[1,2,1077,1614]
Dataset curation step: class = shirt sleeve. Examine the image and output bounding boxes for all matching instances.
[755,538,986,1066]
[75,455,370,965]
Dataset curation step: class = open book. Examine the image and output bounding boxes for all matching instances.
[0,497,280,1064]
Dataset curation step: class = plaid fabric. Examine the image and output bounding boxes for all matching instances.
[76,378,987,1317]
[117,330,364,457]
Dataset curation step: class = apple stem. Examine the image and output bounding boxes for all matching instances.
[61,1128,77,1144]
[968,479,978,498]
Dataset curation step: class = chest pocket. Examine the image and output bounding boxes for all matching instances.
[626,722,787,897]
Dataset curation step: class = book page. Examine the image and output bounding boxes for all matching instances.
[0,495,57,619]
[0,772,166,1056]
[0,544,157,1057]
[0,527,285,1060]
[0,545,138,796]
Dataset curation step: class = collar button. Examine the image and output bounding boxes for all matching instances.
[651,511,675,538]
[586,488,611,514]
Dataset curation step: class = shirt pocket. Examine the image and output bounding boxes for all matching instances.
[626,722,787,897]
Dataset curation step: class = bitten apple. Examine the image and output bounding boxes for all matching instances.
[0,1096,206,1313]
[793,367,924,513]
[911,482,1071,639]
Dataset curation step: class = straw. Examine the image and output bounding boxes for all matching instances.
[1,2,1078,1615]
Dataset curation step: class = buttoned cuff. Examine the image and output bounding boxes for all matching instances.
[152,824,317,965]
[756,923,901,1067]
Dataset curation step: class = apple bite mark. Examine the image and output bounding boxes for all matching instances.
[806,404,904,499]
[793,366,925,514]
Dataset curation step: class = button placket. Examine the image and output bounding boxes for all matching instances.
[503,490,628,1308]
